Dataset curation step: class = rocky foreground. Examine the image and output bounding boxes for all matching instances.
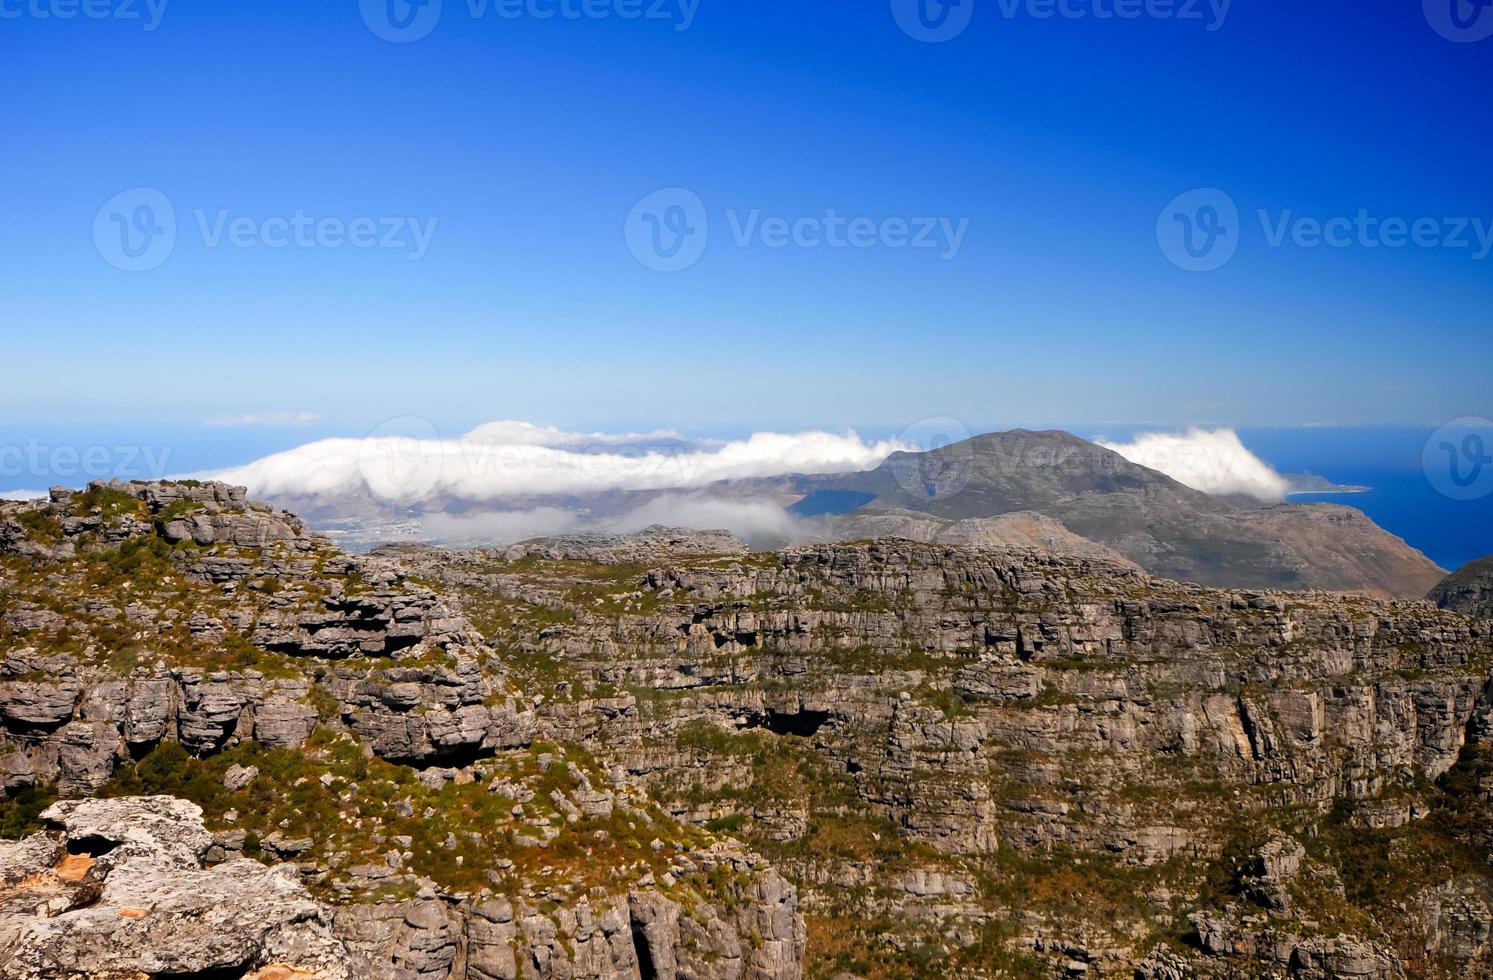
[2,481,1493,978]
[0,483,802,979]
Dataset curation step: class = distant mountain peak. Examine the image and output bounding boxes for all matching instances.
[783,428,1442,597]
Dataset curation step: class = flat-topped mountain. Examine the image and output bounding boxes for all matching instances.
[766,429,1444,598]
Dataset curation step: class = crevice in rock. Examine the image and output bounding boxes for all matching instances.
[2,718,73,738]
[67,835,119,858]
[382,634,423,655]
[126,739,162,761]
[630,918,659,980]
[150,964,251,980]
[741,709,831,738]
[387,742,495,770]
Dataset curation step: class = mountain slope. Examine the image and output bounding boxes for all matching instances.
[1431,555,1493,619]
[775,429,1443,597]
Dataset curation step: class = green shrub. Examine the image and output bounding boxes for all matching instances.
[71,485,146,520]
[0,783,59,839]
[705,813,748,834]
[15,509,63,543]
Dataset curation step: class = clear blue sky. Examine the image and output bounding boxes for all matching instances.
[1,0,1490,437]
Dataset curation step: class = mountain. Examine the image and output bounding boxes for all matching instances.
[6,483,1493,977]
[765,429,1443,597]
[1431,554,1493,619]
[231,429,1442,600]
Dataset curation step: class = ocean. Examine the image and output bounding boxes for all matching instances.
[1232,426,1493,574]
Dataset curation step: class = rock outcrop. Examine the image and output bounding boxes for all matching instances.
[2,797,801,980]
[0,796,366,979]
[0,483,805,979]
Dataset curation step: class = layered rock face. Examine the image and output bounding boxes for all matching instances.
[403,538,1493,978]
[0,483,804,980]
[0,483,525,793]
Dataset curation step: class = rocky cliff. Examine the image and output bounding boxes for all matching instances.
[3,481,1493,979]
[399,535,1493,978]
[0,482,804,980]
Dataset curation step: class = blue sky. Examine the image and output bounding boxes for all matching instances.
[1,0,1490,438]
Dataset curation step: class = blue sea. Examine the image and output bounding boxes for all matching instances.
[0,423,1489,575]
[1233,426,1493,574]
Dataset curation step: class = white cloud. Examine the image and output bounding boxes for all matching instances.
[212,421,907,505]
[611,494,805,541]
[462,421,690,447]
[207,412,320,428]
[0,489,47,501]
[1095,428,1289,503]
[414,495,806,548]
[419,507,579,545]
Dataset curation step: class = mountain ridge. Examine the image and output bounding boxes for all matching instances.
[757,428,1443,598]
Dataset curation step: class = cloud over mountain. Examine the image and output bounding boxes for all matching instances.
[418,507,581,545]
[212,421,907,505]
[1095,428,1290,503]
[611,494,807,540]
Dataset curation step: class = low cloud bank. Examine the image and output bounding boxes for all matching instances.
[610,494,806,541]
[418,495,810,548]
[461,421,691,447]
[1095,428,1289,503]
[419,507,581,545]
[214,422,906,505]
[196,421,1296,548]
[0,489,47,502]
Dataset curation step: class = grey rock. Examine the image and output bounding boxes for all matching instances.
[253,697,318,748]
[223,764,259,791]
[2,797,366,979]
